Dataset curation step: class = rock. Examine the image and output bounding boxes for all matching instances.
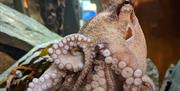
[146,58,159,91]
[0,51,15,74]
[160,60,180,91]
[0,3,61,51]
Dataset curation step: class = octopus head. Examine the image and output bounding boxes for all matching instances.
[80,0,147,71]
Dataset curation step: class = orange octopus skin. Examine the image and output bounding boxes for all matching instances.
[78,0,155,91]
[79,2,147,72]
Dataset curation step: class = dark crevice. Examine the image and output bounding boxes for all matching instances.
[0,43,27,60]
[124,27,133,40]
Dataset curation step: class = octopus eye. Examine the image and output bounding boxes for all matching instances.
[15,70,23,78]
[124,27,133,40]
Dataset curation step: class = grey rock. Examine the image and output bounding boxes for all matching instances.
[0,3,60,51]
[161,60,180,91]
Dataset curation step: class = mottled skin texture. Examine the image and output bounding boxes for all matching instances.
[79,4,147,72]
[79,2,148,90]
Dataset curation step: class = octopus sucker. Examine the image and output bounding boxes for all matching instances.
[95,42,155,90]
[84,62,107,91]
[27,64,66,91]
[59,74,75,91]
[109,52,154,91]
[26,33,94,91]
[72,62,93,91]
[134,69,143,78]
[105,66,115,91]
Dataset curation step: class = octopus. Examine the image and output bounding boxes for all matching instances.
[4,0,156,91]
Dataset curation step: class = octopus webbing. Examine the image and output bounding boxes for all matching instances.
[6,0,156,91]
